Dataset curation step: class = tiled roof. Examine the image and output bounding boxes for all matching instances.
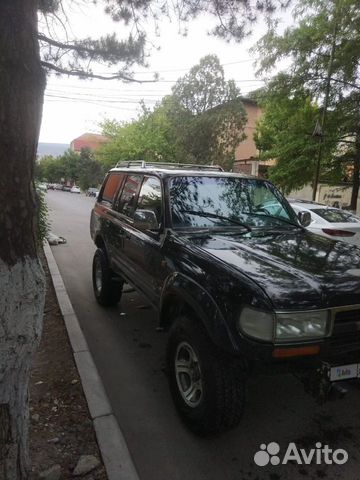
[70,133,109,152]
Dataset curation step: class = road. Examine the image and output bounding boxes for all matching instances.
[46,190,360,480]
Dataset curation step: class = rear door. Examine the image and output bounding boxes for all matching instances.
[91,172,125,262]
[110,174,143,274]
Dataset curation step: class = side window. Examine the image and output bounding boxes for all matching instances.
[136,176,163,225]
[251,184,289,219]
[117,175,142,218]
[101,173,124,204]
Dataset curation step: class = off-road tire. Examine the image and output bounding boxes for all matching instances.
[167,315,246,436]
[92,248,123,306]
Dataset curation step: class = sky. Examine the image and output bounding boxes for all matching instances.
[38,3,291,145]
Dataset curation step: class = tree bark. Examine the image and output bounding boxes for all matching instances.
[350,140,360,212]
[0,1,46,478]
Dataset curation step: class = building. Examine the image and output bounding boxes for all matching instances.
[232,97,274,177]
[231,99,359,213]
[70,133,109,153]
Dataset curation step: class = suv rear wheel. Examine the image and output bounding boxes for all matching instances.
[92,248,123,306]
[167,315,246,435]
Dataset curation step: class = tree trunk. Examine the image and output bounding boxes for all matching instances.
[350,142,360,212]
[0,1,46,478]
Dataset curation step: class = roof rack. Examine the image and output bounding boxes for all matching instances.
[114,160,223,172]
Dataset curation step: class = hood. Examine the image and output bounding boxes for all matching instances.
[186,229,360,310]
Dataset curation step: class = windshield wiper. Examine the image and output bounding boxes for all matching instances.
[179,209,252,232]
[249,212,303,229]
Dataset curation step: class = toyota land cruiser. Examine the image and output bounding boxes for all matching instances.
[90,161,360,435]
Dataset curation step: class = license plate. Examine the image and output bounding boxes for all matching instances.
[330,363,360,382]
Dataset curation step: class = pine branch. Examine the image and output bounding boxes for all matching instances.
[40,61,155,83]
[38,32,145,64]
[38,33,110,57]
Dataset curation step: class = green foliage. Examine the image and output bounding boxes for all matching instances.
[168,55,247,168]
[35,186,51,246]
[165,98,246,169]
[253,0,360,203]
[99,55,247,170]
[60,149,81,183]
[36,154,69,183]
[35,148,105,188]
[77,148,105,190]
[98,102,178,169]
[255,91,321,192]
[255,0,360,97]
[171,55,240,114]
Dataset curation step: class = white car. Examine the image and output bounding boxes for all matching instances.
[70,185,81,194]
[37,182,48,193]
[288,199,360,247]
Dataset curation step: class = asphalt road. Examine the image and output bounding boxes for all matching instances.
[46,190,360,480]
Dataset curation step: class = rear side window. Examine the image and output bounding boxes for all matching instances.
[101,173,124,204]
[311,208,359,223]
[117,175,142,218]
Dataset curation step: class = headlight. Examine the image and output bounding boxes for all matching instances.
[275,310,330,341]
[238,307,274,341]
[238,307,331,343]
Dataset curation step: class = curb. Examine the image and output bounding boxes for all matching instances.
[43,242,140,480]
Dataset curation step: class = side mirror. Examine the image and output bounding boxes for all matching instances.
[133,209,159,231]
[297,211,311,227]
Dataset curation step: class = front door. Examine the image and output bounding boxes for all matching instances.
[122,175,167,306]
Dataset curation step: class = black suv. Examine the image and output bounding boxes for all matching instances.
[90,161,360,435]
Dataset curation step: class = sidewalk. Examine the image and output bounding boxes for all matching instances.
[29,245,139,480]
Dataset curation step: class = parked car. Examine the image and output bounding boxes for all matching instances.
[86,187,99,197]
[37,182,48,193]
[90,162,360,435]
[288,199,360,247]
[62,185,71,192]
[70,185,81,194]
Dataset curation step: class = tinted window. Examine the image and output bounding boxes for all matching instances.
[101,173,124,203]
[136,176,163,224]
[169,176,296,229]
[311,208,360,223]
[117,175,142,218]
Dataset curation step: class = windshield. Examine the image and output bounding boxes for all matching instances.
[169,176,298,230]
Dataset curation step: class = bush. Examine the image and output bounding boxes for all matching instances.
[35,186,51,245]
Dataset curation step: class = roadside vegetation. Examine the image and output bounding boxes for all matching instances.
[98,55,247,171]
[35,147,105,190]
[253,0,360,209]
[35,187,51,246]
[36,55,247,180]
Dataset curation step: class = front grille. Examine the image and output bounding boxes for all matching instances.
[330,332,360,350]
[329,307,360,355]
[334,309,360,324]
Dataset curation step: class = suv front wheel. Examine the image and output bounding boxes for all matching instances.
[167,315,246,435]
[92,248,123,306]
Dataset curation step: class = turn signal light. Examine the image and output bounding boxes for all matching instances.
[272,345,320,358]
[322,229,355,237]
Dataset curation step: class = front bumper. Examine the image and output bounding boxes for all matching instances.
[239,305,360,372]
